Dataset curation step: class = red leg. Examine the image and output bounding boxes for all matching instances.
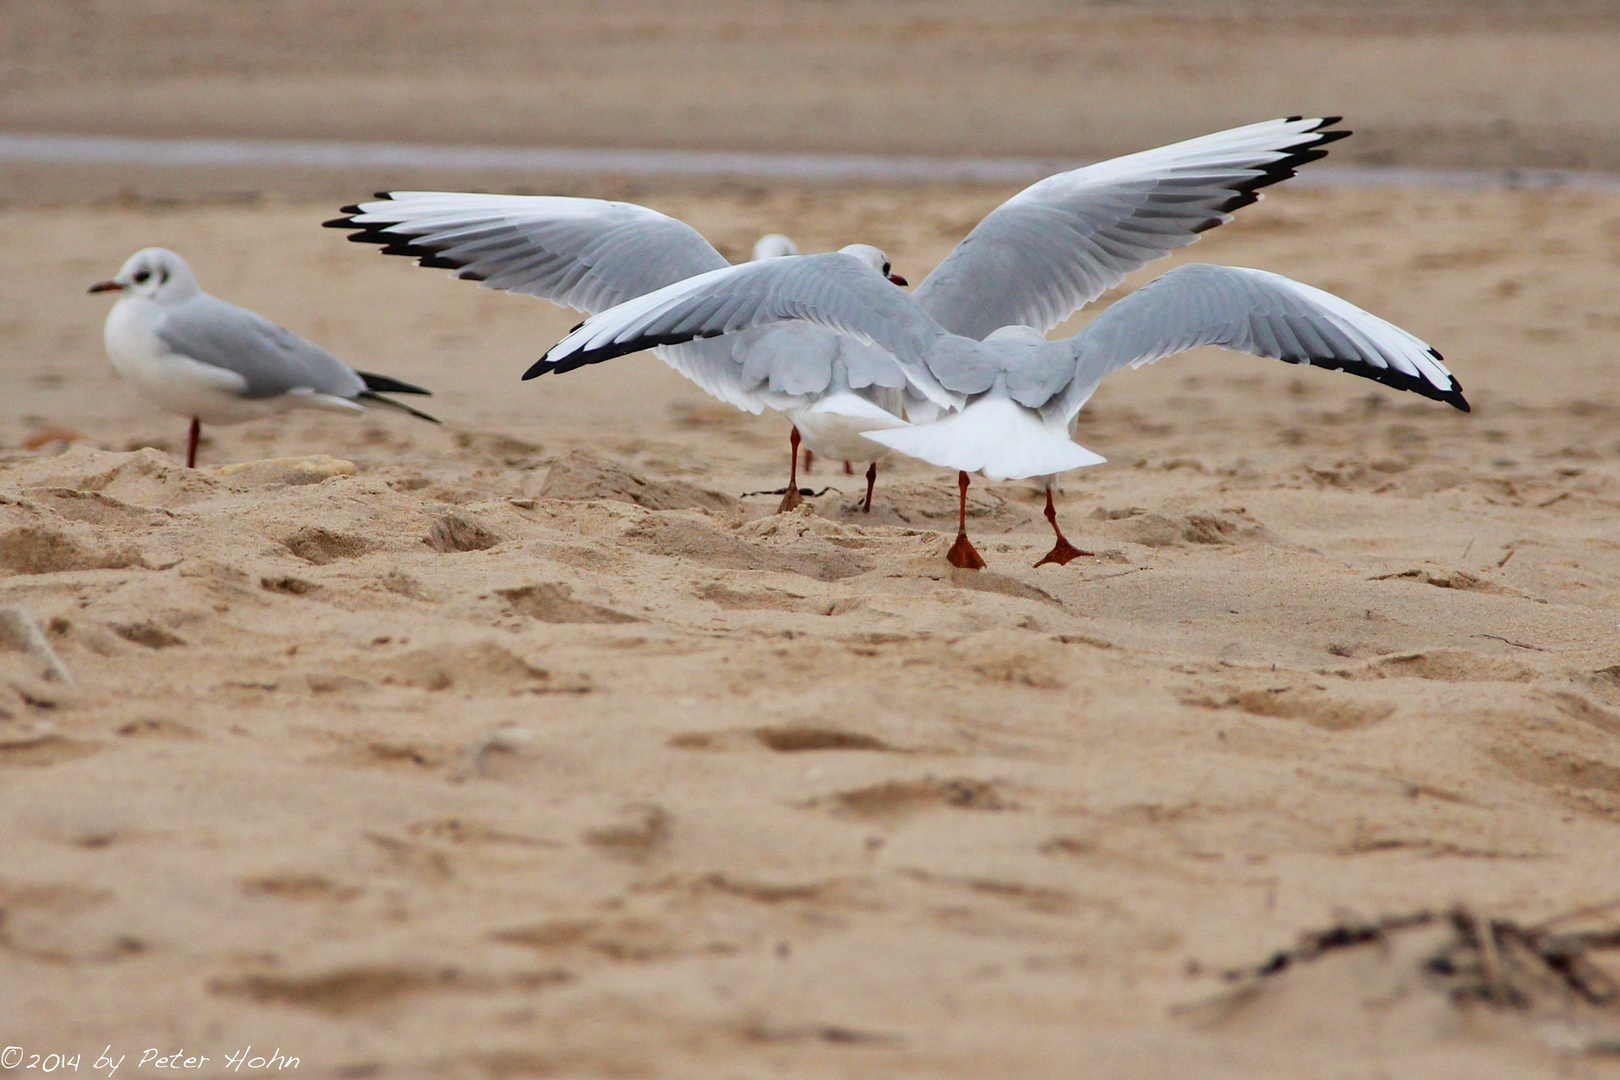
[186,416,201,468]
[802,448,814,474]
[843,460,854,475]
[863,462,877,513]
[1034,486,1093,567]
[777,427,804,513]
[946,470,985,569]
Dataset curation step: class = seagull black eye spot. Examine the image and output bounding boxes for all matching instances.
[133,270,150,284]
[159,268,169,285]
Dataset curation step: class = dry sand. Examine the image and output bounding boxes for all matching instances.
[4,180,1620,1078]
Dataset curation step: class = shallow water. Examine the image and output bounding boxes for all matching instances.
[5,132,1620,189]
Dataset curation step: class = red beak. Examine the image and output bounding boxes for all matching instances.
[887,273,908,287]
[88,280,124,293]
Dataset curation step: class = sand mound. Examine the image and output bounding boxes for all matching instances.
[23,446,223,508]
[372,641,590,695]
[216,453,357,486]
[623,512,870,581]
[0,523,144,575]
[494,583,639,624]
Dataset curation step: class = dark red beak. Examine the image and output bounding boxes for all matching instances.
[887,273,908,287]
[88,280,124,293]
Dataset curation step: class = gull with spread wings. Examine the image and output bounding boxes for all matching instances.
[533,234,1467,572]
[330,116,1351,515]
[327,198,921,512]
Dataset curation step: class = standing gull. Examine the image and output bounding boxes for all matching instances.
[325,197,926,512]
[89,248,437,467]
[532,252,1467,570]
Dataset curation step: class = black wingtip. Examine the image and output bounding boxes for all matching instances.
[1435,356,1470,412]
[1438,379,1471,412]
[357,370,433,396]
[1288,349,1470,414]
[373,192,394,201]
[357,390,439,423]
[525,328,724,381]
[1204,119,1354,209]
[326,210,494,276]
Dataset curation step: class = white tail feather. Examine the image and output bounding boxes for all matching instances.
[802,392,904,423]
[862,394,1104,481]
[287,389,366,415]
[788,392,908,461]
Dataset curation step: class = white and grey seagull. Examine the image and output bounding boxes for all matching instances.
[326,197,925,512]
[533,250,1468,570]
[89,248,438,467]
[326,116,1350,513]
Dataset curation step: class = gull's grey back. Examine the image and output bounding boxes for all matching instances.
[157,293,362,399]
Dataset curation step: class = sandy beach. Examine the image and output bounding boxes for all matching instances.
[6,3,1620,1078]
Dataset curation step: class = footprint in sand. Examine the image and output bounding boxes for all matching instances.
[819,777,1016,819]
[496,582,639,624]
[1352,649,1538,683]
[281,525,373,565]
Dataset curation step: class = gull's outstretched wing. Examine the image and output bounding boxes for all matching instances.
[156,294,364,399]
[913,117,1349,340]
[325,193,730,314]
[528,253,964,409]
[1045,263,1467,422]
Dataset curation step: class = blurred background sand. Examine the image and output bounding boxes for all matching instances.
[5,4,1620,1079]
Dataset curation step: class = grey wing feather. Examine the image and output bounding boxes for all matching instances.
[327,193,729,313]
[533,255,960,397]
[653,324,840,414]
[737,323,840,396]
[913,117,1347,340]
[837,337,911,392]
[659,316,939,413]
[1050,264,1467,422]
[157,294,362,399]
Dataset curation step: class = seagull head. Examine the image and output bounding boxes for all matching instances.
[750,234,800,260]
[839,243,908,287]
[89,248,201,303]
